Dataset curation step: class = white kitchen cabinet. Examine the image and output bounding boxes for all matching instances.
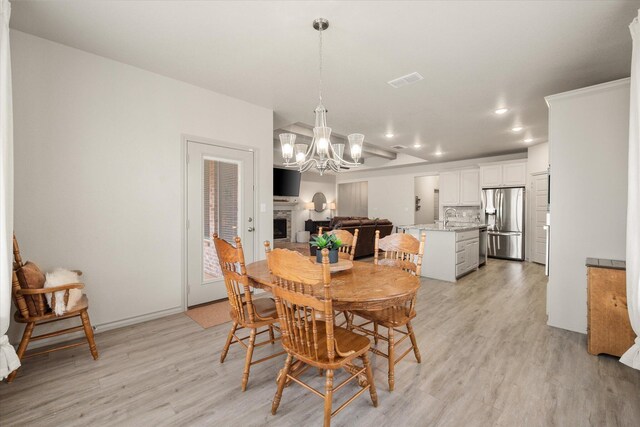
[459,169,481,205]
[439,171,460,205]
[419,227,480,282]
[502,162,527,186]
[455,233,480,278]
[440,168,480,207]
[480,164,502,187]
[480,161,527,188]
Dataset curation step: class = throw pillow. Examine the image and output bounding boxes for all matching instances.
[15,261,47,316]
[44,269,82,316]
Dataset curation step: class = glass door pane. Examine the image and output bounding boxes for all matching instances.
[203,159,238,281]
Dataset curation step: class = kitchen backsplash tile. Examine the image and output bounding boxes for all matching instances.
[442,206,484,224]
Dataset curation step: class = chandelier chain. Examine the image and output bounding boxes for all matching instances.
[318,24,323,103]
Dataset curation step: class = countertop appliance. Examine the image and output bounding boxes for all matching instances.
[478,225,488,266]
[481,187,525,261]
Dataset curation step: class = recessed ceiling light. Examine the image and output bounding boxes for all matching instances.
[511,126,523,132]
[413,143,422,148]
[434,151,443,156]
[385,132,395,138]
[494,108,509,115]
[524,138,533,143]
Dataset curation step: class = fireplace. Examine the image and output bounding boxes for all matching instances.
[274,218,287,239]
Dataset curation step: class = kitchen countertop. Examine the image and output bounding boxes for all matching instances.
[585,258,626,270]
[398,223,487,232]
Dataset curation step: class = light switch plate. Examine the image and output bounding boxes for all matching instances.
[260,203,266,213]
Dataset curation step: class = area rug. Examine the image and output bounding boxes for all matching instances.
[186,300,232,329]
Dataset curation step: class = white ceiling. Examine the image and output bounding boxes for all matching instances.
[10,1,639,163]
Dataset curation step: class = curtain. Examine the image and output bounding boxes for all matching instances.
[0,0,19,379]
[621,9,640,371]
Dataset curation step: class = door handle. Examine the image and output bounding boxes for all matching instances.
[247,226,255,232]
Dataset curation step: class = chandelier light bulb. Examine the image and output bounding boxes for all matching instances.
[317,138,329,154]
[279,133,296,162]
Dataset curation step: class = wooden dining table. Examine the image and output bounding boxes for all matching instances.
[246,257,420,388]
[245,258,420,311]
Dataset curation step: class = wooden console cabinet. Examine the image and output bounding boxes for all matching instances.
[586,258,636,357]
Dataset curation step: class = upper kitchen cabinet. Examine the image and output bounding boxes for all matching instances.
[439,171,460,205]
[459,169,481,205]
[480,161,527,188]
[440,168,480,206]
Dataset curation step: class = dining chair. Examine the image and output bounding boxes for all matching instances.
[213,234,284,391]
[264,244,378,427]
[349,230,426,391]
[317,228,359,261]
[7,235,99,383]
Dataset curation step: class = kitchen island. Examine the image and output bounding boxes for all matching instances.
[398,224,486,282]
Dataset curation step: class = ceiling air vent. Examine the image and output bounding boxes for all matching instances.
[391,144,407,150]
[387,72,424,88]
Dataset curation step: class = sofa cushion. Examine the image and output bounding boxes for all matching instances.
[335,219,362,228]
[15,261,48,317]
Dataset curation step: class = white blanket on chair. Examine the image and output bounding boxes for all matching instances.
[44,269,82,316]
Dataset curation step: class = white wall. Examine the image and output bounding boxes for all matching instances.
[293,172,336,233]
[336,152,527,227]
[9,31,273,340]
[527,142,549,174]
[414,175,439,224]
[546,79,629,334]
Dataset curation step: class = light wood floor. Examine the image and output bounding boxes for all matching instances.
[2,260,639,426]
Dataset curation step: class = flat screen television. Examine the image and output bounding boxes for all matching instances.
[273,168,301,197]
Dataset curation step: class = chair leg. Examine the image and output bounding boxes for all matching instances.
[373,322,379,345]
[387,327,395,391]
[6,322,35,383]
[272,354,293,415]
[268,325,275,344]
[344,311,352,329]
[220,321,238,363]
[241,328,257,391]
[323,369,334,427]
[406,321,421,363]
[362,353,378,407]
[80,310,99,360]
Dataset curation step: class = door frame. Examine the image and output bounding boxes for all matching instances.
[180,134,259,311]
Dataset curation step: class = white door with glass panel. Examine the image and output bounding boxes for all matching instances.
[187,141,255,307]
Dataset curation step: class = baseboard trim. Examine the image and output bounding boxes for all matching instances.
[21,306,184,350]
[93,306,184,333]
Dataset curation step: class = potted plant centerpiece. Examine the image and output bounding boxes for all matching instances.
[310,233,342,264]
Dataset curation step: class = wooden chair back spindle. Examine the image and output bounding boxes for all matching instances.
[212,234,257,324]
[374,230,426,276]
[266,247,336,363]
[329,229,359,261]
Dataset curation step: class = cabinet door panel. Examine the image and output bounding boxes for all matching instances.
[439,172,460,206]
[502,163,527,186]
[480,165,502,188]
[460,169,481,205]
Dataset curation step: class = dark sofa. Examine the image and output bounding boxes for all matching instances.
[310,216,394,259]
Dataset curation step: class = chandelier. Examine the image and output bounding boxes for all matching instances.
[278,18,364,175]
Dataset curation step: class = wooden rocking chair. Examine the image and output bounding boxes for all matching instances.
[7,235,98,383]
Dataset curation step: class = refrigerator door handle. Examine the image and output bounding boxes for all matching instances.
[494,190,500,231]
[516,189,521,232]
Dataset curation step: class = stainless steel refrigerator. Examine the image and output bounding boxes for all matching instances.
[481,187,525,261]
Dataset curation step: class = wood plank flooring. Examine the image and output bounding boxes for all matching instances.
[2,259,639,426]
